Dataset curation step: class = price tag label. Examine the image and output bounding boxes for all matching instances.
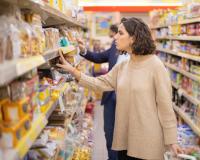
[59,96,65,113]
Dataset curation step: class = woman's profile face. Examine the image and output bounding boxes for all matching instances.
[114,23,133,53]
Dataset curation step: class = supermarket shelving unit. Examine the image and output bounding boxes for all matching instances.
[0,45,76,86]
[151,16,200,29]
[157,47,200,63]
[164,62,200,82]
[156,35,200,41]
[2,0,86,28]
[3,83,69,160]
[173,104,200,136]
[171,81,200,107]
[154,16,200,136]
[0,0,87,159]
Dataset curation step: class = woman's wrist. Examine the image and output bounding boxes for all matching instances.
[70,67,81,81]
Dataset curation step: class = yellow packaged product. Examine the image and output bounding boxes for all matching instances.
[58,0,63,12]
[0,120,24,148]
[2,98,30,122]
[51,90,60,100]
[38,85,51,106]
[50,0,59,9]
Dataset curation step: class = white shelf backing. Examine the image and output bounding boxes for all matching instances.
[157,47,200,63]
[1,0,85,28]
[173,104,200,136]
[156,36,200,41]
[164,62,200,82]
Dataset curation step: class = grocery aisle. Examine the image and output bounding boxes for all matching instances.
[0,0,200,160]
[92,103,108,160]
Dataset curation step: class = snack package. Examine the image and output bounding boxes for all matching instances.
[6,22,21,60]
[44,28,59,50]
[18,22,32,57]
[0,16,8,63]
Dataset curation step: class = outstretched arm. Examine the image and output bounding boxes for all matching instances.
[78,38,116,63]
[57,50,118,92]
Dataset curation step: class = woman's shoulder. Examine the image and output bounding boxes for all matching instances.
[151,55,168,75]
[151,55,166,68]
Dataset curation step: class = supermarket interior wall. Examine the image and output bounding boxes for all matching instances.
[120,12,150,25]
[85,12,121,49]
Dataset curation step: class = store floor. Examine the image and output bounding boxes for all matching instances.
[92,103,108,160]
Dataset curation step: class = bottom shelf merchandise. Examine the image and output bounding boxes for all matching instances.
[22,84,93,160]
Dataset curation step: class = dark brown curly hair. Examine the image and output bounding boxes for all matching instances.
[121,17,156,55]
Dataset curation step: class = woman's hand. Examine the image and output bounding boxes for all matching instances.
[56,50,74,73]
[169,144,184,155]
[76,38,86,53]
[56,50,81,80]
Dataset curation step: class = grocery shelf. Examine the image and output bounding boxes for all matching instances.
[2,83,70,160]
[150,25,168,29]
[181,89,200,106]
[43,49,60,62]
[0,46,76,86]
[171,81,200,106]
[179,17,200,25]
[157,47,200,62]
[3,115,48,160]
[171,81,179,89]
[0,55,45,86]
[44,99,59,119]
[164,62,200,82]
[156,36,200,41]
[151,17,200,29]
[44,83,69,119]
[173,104,200,136]
[43,46,76,61]
[1,0,85,28]
[64,98,87,130]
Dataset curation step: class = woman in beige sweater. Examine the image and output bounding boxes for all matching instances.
[57,17,183,160]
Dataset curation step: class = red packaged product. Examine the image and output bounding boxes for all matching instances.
[196,23,200,36]
[187,24,196,35]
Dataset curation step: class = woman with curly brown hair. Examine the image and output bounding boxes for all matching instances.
[57,17,183,160]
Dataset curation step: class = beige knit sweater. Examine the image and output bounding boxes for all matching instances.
[79,55,177,160]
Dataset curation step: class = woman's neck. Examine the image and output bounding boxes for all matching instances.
[130,54,153,63]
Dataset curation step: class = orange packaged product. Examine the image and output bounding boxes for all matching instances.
[0,120,24,148]
[2,98,30,122]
